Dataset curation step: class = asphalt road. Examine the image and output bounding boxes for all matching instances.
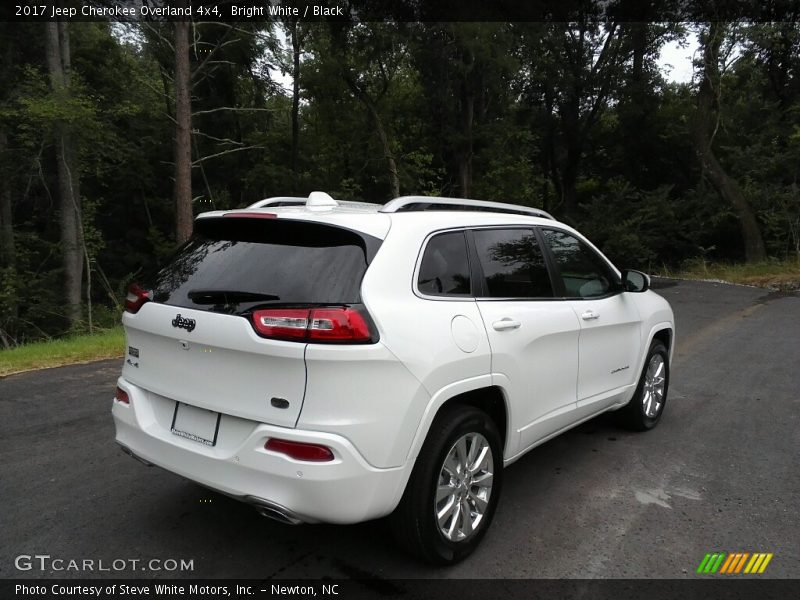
[1,279,798,580]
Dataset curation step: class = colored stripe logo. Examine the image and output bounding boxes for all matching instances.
[696,552,773,574]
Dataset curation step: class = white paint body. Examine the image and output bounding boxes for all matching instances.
[113,203,674,524]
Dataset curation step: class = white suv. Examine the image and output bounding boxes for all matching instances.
[113,192,674,564]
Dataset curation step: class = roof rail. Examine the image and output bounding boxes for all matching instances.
[249,192,381,211]
[380,196,554,220]
[248,197,307,209]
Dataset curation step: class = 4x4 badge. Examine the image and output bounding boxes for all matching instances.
[172,314,196,332]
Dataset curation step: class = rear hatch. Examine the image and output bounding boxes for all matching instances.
[122,215,382,428]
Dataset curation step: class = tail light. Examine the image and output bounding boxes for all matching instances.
[251,306,374,343]
[115,386,130,404]
[265,438,334,462]
[125,283,150,314]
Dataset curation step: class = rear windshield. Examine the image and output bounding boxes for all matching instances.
[150,217,378,314]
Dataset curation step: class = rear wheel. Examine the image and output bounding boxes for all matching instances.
[390,406,503,564]
[618,339,669,430]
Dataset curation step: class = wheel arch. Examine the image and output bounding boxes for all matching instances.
[649,323,674,364]
[404,376,511,465]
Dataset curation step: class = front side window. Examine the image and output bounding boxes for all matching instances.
[542,229,617,298]
[473,228,553,298]
[417,231,471,296]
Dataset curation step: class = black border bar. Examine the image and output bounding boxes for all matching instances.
[4,0,800,23]
[4,578,800,600]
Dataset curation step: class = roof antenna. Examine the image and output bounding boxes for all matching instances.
[306,191,338,208]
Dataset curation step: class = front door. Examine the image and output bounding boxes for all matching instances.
[540,228,643,413]
[471,227,581,454]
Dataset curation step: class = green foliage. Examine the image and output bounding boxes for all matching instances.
[663,258,800,291]
[2,19,800,348]
[0,325,124,376]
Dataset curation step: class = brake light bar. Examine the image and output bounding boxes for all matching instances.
[124,283,150,314]
[251,307,373,343]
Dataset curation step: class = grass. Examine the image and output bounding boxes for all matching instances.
[1,258,797,377]
[658,258,800,290]
[0,326,125,378]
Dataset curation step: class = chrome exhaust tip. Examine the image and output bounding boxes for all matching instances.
[244,496,304,525]
[117,443,154,467]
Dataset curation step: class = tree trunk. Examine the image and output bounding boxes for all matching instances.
[559,158,579,219]
[344,78,400,199]
[0,130,14,273]
[620,23,649,187]
[365,100,400,199]
[693,23,766,263]
[46,19,83,327]
[0,32,14,279]
[290,20,301,189]
[0,126,18,336]
[173,7,193,244]
[557,97,582,218]
[457,92,474,198]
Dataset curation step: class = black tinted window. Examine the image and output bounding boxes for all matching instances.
[473,229,553,298]
[417,231,471,296]
[151,218,373,313]
[542,229,616,298]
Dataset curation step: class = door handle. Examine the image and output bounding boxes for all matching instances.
[581,310,600,321]
[492,318,521,331]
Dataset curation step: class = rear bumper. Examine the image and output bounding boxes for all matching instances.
[112,378,410,524]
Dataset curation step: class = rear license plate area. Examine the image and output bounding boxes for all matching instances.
[171,402,221,446]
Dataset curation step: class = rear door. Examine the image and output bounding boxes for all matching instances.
[471,227,581,452]
[540,228,642,411]
[122,217,377,428]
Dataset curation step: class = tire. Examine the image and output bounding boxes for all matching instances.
[618,339,669,431]
[390,405,503,565]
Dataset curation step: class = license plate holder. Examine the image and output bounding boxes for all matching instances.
[171,402,221,447]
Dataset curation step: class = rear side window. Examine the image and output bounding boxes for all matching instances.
[473,228,553,298]
[417,231,471,296]
[541,229,617,298]
[151,218,375,313]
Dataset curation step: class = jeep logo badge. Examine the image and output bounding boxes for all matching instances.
[172,314,196,332]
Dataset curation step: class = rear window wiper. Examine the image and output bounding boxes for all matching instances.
[187,289,280,304]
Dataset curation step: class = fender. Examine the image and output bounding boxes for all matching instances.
[629,321,674,397]
[402,374,515,464]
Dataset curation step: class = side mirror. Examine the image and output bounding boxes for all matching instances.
[621,269,650,293]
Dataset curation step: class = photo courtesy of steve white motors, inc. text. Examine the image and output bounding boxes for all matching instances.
[14,583,340,597]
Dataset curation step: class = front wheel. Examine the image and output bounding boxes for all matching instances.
[618,339,669,431]
[390,406,503,564]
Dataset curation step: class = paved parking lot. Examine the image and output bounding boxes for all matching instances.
[1,279,798,579]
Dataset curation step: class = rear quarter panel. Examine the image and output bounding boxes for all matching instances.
[355,219,493,463]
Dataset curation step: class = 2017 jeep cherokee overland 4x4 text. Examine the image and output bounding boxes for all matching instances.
[113,192,674,564]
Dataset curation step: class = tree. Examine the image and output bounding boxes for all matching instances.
[289,19,302,187]
[0,28,16,292]
[325,22,403,199]
[520,18,629,219]
[410,23,517,198]
[45,19,84,326]
[692,22,767,262]
[173,1,193,243]
[0,126,15,347]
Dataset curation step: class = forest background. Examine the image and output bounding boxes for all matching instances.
[1,1,799,347]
